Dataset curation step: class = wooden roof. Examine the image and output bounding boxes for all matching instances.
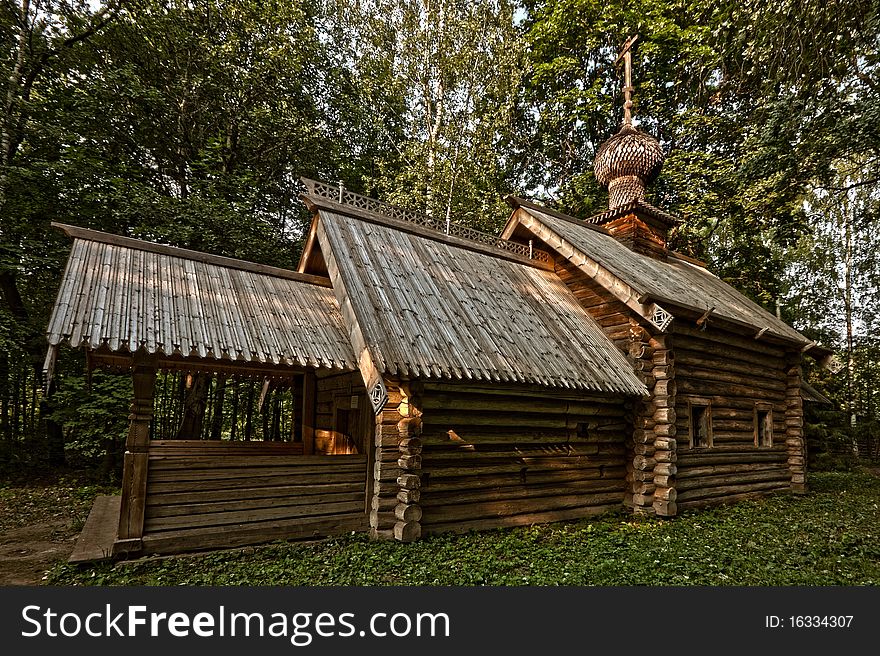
[513,207,811,346]
[801,380,833,405]
[314,208,646,395]
[47,225,356,370]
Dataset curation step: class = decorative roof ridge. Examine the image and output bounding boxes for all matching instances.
[50,223,332,287]
[584,199,680,227]
[300,178,553,267]
[504,196,613,235]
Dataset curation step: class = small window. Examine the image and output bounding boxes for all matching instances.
[688,401,712,449]
[755,405,773,447]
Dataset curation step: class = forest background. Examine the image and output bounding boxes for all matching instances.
[1,0,877,477]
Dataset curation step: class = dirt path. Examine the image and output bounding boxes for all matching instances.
[0,519,80,585]
[0,477,116,585]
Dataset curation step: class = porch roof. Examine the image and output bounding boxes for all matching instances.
[46,224,357,372]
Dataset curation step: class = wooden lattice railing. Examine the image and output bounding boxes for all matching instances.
[302,178,553,265]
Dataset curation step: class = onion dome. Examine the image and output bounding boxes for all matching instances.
[594,123,664,209]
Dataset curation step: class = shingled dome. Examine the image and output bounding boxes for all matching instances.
[594,123,665,209]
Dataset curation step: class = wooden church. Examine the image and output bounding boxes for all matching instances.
[47,47,834,559]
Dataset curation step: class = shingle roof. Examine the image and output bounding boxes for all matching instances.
[520,207,810,345]
[315,208,647,395]
[47,225,356,370]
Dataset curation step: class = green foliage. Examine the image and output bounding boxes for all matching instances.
[48,371,131,472]
[48,472,880,586]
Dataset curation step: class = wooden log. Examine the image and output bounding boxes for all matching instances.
[674,323,786,358]
[653,500,677,516]
[141,513,368,555]
[422,503,620,534]
[144,499,365,531]
[146,481,363,506]
[420,491,625,524]
[675,469,792,492]
[397,473,420,489]
[676,480,790,502]
[145,490,364,519]
[421,466,627,493]
[394,520,421,542]
[395,503,422,522]
[148,462,367,483]
[675,462,789,479]
[654,486,677,501]
[420,479,625,507]
[397,489,420,504]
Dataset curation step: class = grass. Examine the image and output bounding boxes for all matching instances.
[47,471,880,586]
[0,474,118,534]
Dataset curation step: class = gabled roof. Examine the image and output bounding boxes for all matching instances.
[47,224,356,371]
[310,206,647,395]
[505,204,811,347]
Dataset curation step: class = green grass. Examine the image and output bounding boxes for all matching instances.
[47,471,880,586]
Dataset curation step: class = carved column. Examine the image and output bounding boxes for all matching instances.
[115,356,157,554]
[785,354,808,494]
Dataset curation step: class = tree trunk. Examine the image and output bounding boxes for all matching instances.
[842,193,858,456]
[244,381,254,441]
[230,379,238,441]
[209,375,227,440]
[176,373,209,439]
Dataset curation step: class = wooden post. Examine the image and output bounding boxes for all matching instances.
[115,355,157,555]
[302,370,316,455]
[785,353,808,494]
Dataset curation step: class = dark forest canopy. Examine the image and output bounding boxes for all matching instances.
[0,0,877,471]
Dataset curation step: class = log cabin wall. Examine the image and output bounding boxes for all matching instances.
[369,381,421,541]
[552,258,674,516]
[414,382,630,534]
[672,323,798,510]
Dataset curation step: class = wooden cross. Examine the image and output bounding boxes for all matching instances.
[614,35,639,125]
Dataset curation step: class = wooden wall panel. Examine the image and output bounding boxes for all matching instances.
[141,441,368,554]
[417,383,629,533]
[672,323,794,509]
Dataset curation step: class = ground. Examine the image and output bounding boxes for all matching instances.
[0,476,117,585]
[2,470,879,586]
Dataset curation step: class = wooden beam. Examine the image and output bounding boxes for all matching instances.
[316,219,388,413]
[696,306,715,328]
[116,354,157,551]
[51,223,333,287]
[302,370,316,455]
[514,209,667,331]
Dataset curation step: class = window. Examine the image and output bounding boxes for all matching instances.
[755,405,773,447]
[688,401,713,448]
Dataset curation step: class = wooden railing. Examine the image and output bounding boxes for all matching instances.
[302,177,553,265]
[140,441,368,554]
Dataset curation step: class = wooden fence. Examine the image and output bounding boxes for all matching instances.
[140,441,369,554]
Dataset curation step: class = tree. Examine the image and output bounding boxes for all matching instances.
[335,0,528,231]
